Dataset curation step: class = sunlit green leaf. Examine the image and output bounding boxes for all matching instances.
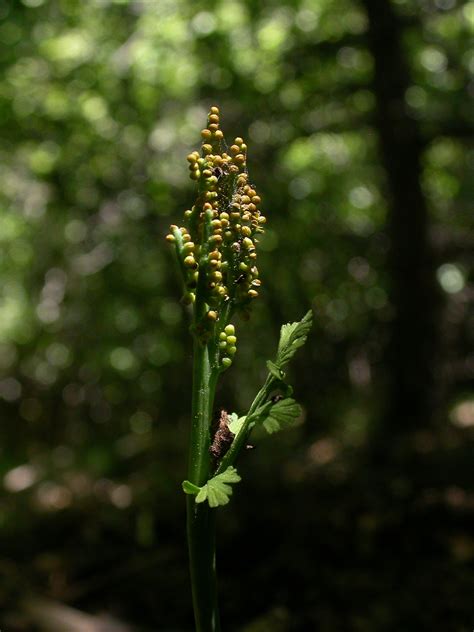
[262,398,302,434]
[276,311,313,369]
[228,413,246,436]
[182,480,201,495]
[194,466,241,508]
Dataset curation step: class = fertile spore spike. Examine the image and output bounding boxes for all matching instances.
[166,106,265,357]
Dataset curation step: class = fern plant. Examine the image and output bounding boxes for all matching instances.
[166,106,312,631]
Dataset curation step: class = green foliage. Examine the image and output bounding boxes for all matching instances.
[208,309,312,492]
[266,360,284,381]
[276,310,313,370]
[182,480,201,495]
[183,467,241,508]
[228,412,246,436]
[261,398,302,435]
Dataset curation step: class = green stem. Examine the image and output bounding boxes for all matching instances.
[215,374,276,475]
[187,337,221,632]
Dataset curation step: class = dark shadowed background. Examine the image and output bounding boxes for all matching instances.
[0,0,473,630]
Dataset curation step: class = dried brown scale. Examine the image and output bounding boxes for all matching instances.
[209,410,234,460]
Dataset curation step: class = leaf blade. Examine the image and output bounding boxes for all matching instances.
[261,398,302,434]
[276,310,313,369]
[182,480,201,495]
[190,466,241,508]
[228,413,246,436]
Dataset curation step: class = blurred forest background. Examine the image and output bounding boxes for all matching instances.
[0,0,473,630]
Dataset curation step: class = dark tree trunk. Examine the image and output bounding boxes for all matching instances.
[361,0,442,436]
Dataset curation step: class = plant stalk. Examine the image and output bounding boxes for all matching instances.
[187,337,221,631]
[215,374,275,475]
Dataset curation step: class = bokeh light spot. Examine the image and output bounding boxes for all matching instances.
[437,263,465,294]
